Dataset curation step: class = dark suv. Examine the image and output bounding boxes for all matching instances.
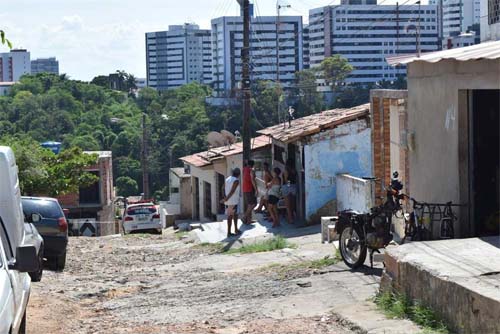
[21,197,68,270]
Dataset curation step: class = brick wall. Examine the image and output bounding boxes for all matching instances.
[371,91,409,204]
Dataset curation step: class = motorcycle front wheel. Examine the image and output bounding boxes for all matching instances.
[338,224,367,269]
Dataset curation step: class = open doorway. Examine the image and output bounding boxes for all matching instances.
[471,90,499,236]
[217,173,226,214]
[203,181,212,219]
[193,177,200,220]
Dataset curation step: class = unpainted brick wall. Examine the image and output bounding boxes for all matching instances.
[371,96,409,204]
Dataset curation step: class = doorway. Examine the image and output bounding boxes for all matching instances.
[193,177,200,220]
[203,181,212,219]
[217,173,226,214]
[470,90,499,236]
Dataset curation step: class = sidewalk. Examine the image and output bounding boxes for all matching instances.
[192,212,318,244]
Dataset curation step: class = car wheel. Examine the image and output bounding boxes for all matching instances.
[55,252,66,271]
[29,247,44,282]
[18,310,26,334]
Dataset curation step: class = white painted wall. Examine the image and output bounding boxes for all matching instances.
[407,59,500,237]
[336,174,375,213]
[189,165,217,221]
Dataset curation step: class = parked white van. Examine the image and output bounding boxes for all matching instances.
[0,146,39,334]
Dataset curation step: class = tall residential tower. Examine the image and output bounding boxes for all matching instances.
[308,2,440,84]
[145,24,212,90]
[0,49,30,82]
[211,15,304,96]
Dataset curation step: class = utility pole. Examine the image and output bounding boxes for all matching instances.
[396,2,400,55]
[417,0,421,57]
[396,2,400,76]
[240,0,251,208]
[439,0,444,50]
[276,1,290,126]
[141,113,150,199]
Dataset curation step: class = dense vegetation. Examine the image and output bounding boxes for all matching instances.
[0,73,218,199]
[0,55,405,199]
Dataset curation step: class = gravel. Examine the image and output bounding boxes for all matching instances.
[27,230,354,334]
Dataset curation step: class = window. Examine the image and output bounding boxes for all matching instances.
[489,0,500,24]
[0,217,13,261]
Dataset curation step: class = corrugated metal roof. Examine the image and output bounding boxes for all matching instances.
[257,103,370,143]
[180,135,271,168]
[387,41,500,65]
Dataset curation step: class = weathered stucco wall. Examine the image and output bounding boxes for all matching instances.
[407,59,500,237]
[336,174,375,213]
[189,165,217,221]
[304,119,372,222]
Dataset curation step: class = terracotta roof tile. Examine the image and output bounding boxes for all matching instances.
[257,103,370,143]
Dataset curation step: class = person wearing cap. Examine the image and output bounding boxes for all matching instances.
[222,167,241,237]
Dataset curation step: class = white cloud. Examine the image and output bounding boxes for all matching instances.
[61,15,84,31]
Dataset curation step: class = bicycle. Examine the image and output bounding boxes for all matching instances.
[439,201,456,239]
[402,196,431,243]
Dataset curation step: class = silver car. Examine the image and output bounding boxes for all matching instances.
[23,222,44,282]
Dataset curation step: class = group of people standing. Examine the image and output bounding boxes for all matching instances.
[222,159,297,237]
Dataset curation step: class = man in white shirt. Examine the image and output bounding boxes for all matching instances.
[222,168,241,238]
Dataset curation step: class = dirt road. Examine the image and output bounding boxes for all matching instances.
[27,229,382,334]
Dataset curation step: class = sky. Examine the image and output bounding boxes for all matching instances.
[0,0,425,81]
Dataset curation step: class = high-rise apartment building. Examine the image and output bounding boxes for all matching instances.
[145,24,212,90]
[430,0,481,48]
[481,0,500,41]
[211,15,304,96]
[31,57,59,75]
[308,2,440,84]
[0,49,30,82]
[303,25,310,69]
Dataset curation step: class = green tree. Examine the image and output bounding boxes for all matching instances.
[0,136,98,196]
[315,55,353,87]
[293,69,325,117]
[116,176,139,197]
[251,80,281,127]
[90,75,109,88]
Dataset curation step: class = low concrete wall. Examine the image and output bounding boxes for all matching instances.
[382,237,500,334]
[336,174,374,213]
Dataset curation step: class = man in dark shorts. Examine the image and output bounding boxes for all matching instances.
[222,168,241,237]
[242,160,257,224]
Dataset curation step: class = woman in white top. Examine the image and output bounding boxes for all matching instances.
[267,167,282,228]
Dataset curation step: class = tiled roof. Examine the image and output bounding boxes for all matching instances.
[180,135,271,168]
[257,103,370,143]
[387,40,500,65]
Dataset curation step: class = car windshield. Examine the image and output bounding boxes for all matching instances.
[127,206,156,215]
[22,199,63,219]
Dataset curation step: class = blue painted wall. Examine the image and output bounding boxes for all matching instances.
[303,119,372,220]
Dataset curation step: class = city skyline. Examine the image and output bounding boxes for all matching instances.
[0,0,428,81]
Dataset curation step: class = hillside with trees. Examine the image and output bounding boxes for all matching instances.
[0,56,405,199]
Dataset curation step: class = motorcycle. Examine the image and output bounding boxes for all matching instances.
[336,172,405,269]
